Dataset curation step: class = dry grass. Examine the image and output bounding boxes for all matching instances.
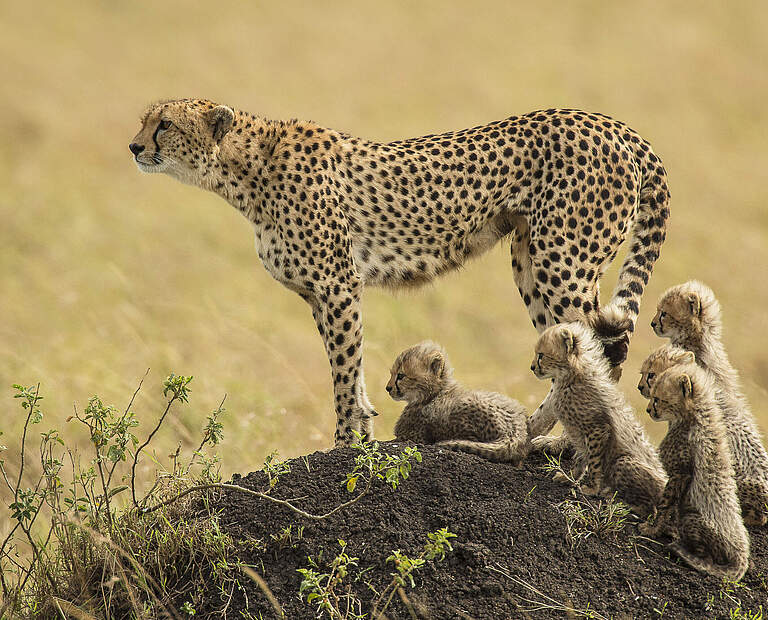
[1,0,767,525]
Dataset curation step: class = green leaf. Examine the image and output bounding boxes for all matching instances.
[346,476,358,493]
[108,485,129,499]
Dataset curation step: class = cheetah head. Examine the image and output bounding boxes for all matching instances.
[646,364,704,423]
[651,281,720,344]
[637,345,695,398]
[531,322,605,380]
[129,99,235,184]
[386,341,453,404]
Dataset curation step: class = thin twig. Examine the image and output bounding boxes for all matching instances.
[487,564,609,620]
[132,392,182,508]
[185,394,227,476]
[13,384,40,506]
[106,369,149,488]
[141,478,374,521]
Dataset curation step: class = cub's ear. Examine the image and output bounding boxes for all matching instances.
[686,292,702,317]
[206,105,235,143]
[679,373,693,400]
[681,351,696,365]
[560,329,575,355]
[429,352,445,378]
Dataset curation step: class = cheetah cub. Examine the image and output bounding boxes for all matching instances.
[637,344,695,399]
[530,323,666,516]
[645,365,749,580]
[388,342,530,464]
[652,281,768,525]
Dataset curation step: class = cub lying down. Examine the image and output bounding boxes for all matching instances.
[388,342,540,465]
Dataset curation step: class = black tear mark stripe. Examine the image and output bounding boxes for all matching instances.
[151,123,162,161]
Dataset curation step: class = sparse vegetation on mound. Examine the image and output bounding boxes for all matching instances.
[2,377,766,619]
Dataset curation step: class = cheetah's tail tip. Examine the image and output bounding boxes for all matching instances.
[593,304,634,368]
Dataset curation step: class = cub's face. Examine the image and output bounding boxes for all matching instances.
[651,289,702,341]
[531,324,573,380]
[129,99,234,184]
[646,367,693,423]
[638,346,695,398]
[386,342,446,403]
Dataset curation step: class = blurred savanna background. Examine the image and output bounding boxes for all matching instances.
[1,1,767,510]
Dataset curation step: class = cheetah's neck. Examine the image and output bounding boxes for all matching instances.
[200,112,287,223]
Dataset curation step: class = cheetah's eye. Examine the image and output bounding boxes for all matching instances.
[647,372,655,381]
[158,120,172,132]
[396,372,404,381]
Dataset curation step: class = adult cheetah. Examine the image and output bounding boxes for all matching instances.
[130,99,670,446]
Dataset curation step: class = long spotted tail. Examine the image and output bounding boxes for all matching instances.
[436,439,527,464]
[597,151,671,369]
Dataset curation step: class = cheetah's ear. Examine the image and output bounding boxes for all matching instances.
[679,374,693,400]
[206,105,235,143]
[429,352,445,378]
[686,293,702,317]
[681,351,696,365]
[561,329,575,356]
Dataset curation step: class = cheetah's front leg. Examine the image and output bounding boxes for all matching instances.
[310,288,376,447]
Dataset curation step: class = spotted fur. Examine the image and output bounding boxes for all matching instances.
[643,365,749,580]
[637,344,695,399]
[530,323,666,515]
[652,281,768,525]
[387,341,530,464]
[130,99,670,446]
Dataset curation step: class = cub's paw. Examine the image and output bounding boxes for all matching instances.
[531,435,562,453]
[578,480,602,496]
[638,519,660,536]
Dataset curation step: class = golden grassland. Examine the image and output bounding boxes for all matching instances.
[1,1,767,514]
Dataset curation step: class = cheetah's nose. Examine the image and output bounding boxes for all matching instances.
[129,143,145,156]
[385,385,393,393]
[650,321,657,330]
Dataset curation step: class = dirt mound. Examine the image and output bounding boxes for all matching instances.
[208,444,767,619]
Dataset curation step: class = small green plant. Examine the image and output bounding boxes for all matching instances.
[730,605,763,620]
[653,600,669,616]
[263,451,292,489]
[270,524,305,550]
[371,527,457,617]
[541,452,579,485]
[344,431,422,494]
[298,529,456,619]
[556,493,631,548]
[297,540,365,619]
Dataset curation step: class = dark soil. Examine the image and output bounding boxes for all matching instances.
[205,444,767,619]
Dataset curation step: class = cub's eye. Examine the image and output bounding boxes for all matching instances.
[647,372,655,381]
[537,353,543,361]
[396,372,404,381]
[158,120,172,131]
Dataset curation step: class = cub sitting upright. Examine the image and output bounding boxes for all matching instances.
[652,281,768,525]
[388,342,531,465]
[637,344,695,399]
[530,322,666,515]
[645,365,749,580]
